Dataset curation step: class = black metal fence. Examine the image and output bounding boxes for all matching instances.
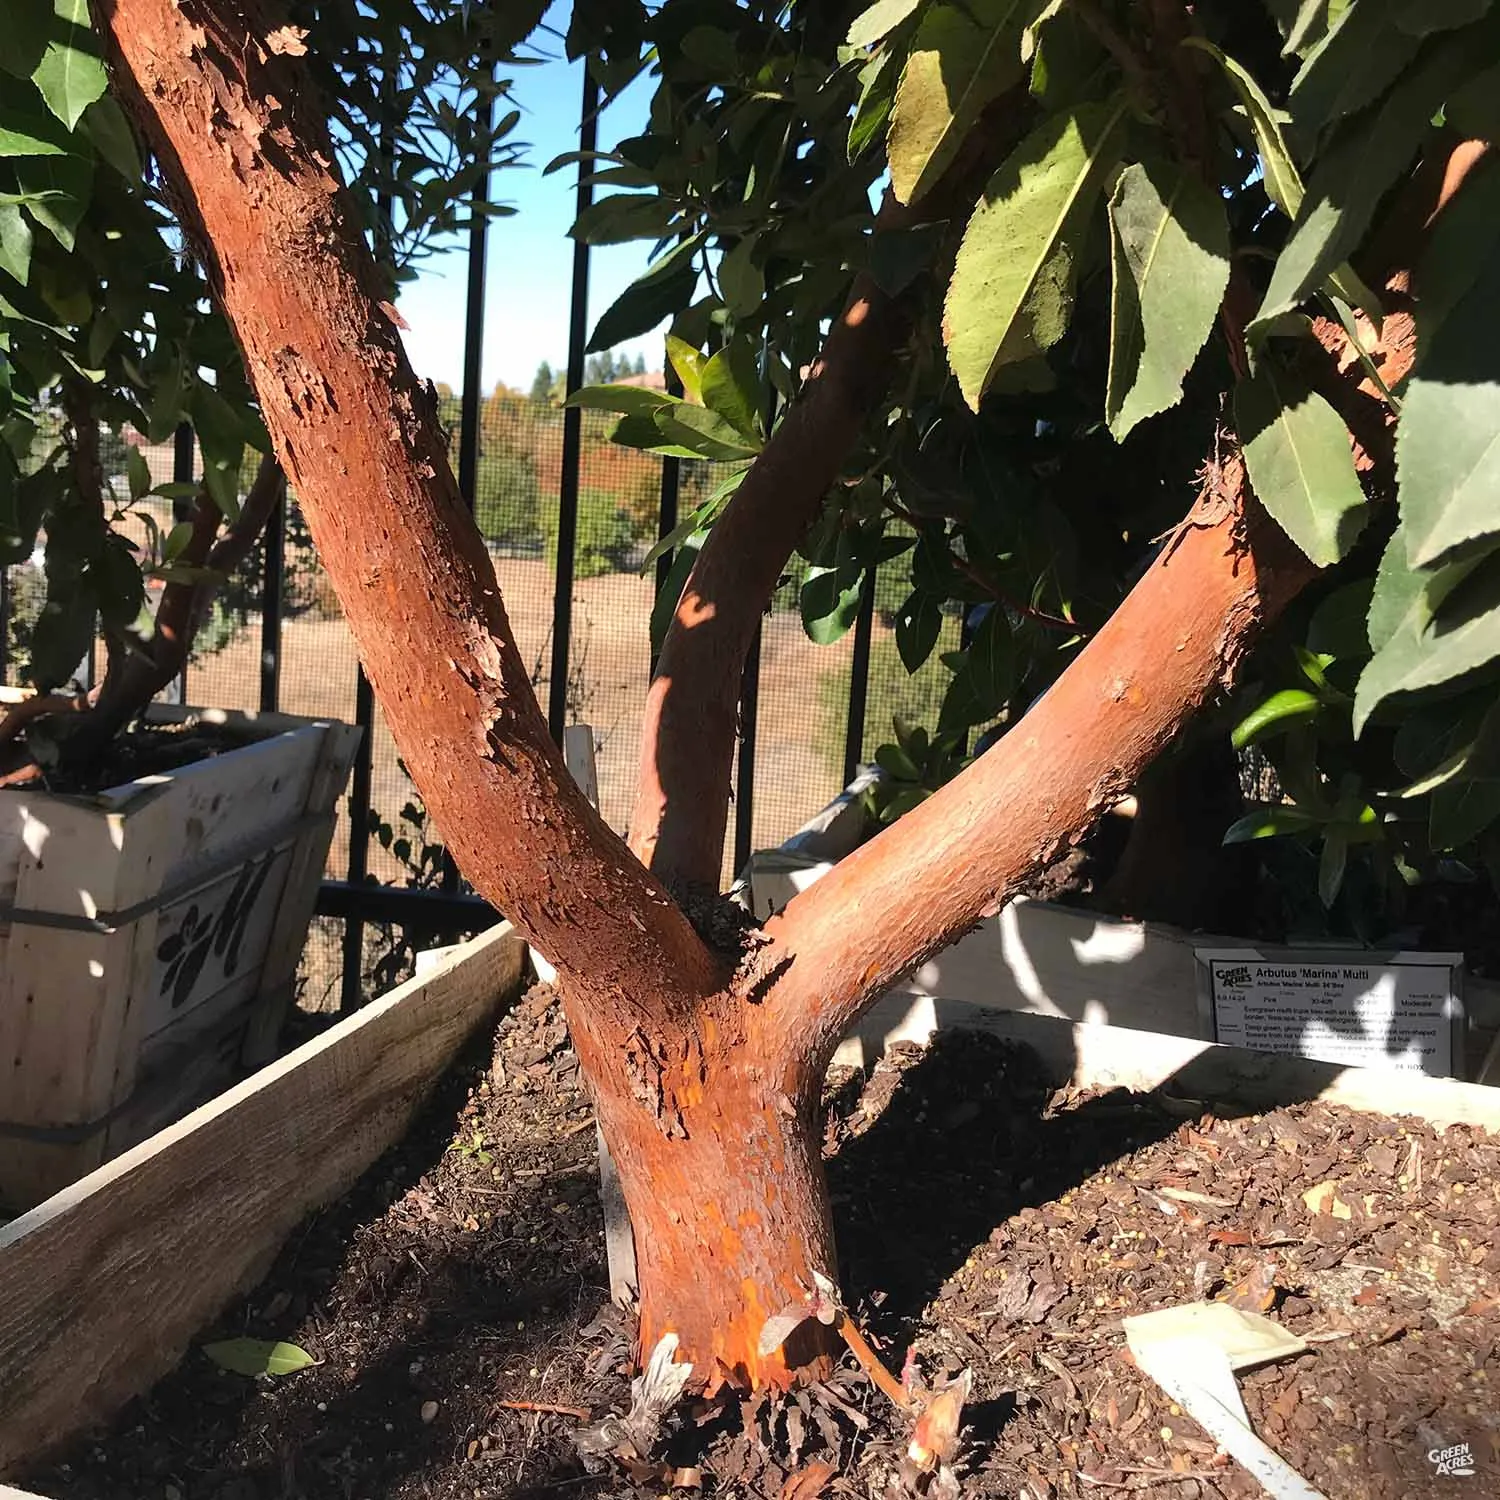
[2,71,957,1013]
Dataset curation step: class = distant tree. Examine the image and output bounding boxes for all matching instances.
[633,353,647,376]
[529,361,554,403]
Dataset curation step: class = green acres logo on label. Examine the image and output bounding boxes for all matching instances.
[1217,964,1252,989]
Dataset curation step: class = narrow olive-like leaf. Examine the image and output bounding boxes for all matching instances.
[203,1339,316,1378]
[1235,365,1369,566]
[718,237,763,318]
[1222,805,1324,843]
[1354,547,1500,733]
[944,99,1126,411]
[650,533,705,655]
[640,476,743,573]
[1398,248,1500,569]
[0,204,33,285]
[698,340,762,441]
[847,0,923,48]
[1105,160,1230,441]
[563,383,681,418]
[895,589,942,672]
[31,0,109,132]
[1254,27,1486,334]
[889,0,1033,206]
[1230,688,1323,750]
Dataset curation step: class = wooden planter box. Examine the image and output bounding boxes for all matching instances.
[0,700,360,1213]
[0,922,526,1475]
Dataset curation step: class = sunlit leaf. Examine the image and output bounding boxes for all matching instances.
[202,1339,316,1378]
[1231,688,1323,750]
[1235,364,1368,567]
[1105,160,1229,441]
[944,99,1126,410]
[31,0,109,132]
[846,0,923,49]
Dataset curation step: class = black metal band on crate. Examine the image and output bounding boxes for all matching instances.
[0,814,323,934]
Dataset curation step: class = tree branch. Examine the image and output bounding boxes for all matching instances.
[630,97,1034,888]
[94,0,723,1012]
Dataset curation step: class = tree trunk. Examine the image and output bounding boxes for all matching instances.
[96,0,1397,1396]
[569,1000,838,1388]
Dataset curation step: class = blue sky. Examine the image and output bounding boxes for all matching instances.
[396,2,659,393]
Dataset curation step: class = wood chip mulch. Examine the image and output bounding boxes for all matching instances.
[22,987,1499,1499]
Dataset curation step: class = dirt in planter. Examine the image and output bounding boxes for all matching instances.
[13,720,256,797]
[23,989,1500,1500]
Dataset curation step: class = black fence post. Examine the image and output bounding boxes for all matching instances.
[444,71,495,897]
[172,421,195,703]
[843,569,876,787]
[259,491,284,712]
[548,66,599,743]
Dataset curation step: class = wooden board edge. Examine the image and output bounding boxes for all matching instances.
[0,923,525,1474]
[839,990,1500,1134]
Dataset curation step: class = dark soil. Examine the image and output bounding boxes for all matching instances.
[24,987,1499,1499]
[21,721,257,797]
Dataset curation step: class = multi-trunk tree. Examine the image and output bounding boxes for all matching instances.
[42,0,1500,1394]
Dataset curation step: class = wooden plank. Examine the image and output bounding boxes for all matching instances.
[0,922,525,1473]
[840,993,1500,1133]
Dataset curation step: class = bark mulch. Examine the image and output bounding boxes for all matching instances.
[22,985,1499,1500]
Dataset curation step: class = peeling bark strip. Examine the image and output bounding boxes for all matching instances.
[91,0,720,1004]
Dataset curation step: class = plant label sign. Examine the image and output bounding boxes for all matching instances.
[1194,949,1465,1079]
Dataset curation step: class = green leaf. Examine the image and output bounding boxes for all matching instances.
[31,0,109,132]
[202,1339,316,1378]
[1222,805,1324,842]
[718,237,762,318]
[0,95,72,156]
[1397,247,1500,569]
[847,0,923,48]
[1234,364,1368,566]
[640,473,744,572]
[13,151,91,251]
[188,381,247,521]
[126,443,150,501]
[1286,0,1419,136]
[1318,826,1348,906]
[1182,38,1306,220]
[698,340,762,441]
[665,334,705,403]
[587,265,697,353]
[889,0,1034,206]
[0,203,33,285]
[1398,0,1495,37]
[1431,777,1500,849]
[563,383,680,418]
[849,42,900,162]
[3,0,52,79]
[652,403,761,460]
[1231,688,1324,749]
[801,564,864,644]
[895,589,942,672]
[875,739,922,780]
[163,519,195,562]
[79,95,142,181]
[1253,25,1488,335]
[869,222,949,298]
[29,590,95,691]
[944,99,1126,411]
[1105,160,1230,441]
[938,606,1011,731]
[569,192,675,246]
[1354,542,1500,732]
[606,413,703,457]
[650,532,705,655]
[1409,152,1500,357]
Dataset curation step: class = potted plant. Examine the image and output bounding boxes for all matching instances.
[0,0,519,1211]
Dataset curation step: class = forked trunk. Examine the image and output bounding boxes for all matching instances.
[565,994,839,1389]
